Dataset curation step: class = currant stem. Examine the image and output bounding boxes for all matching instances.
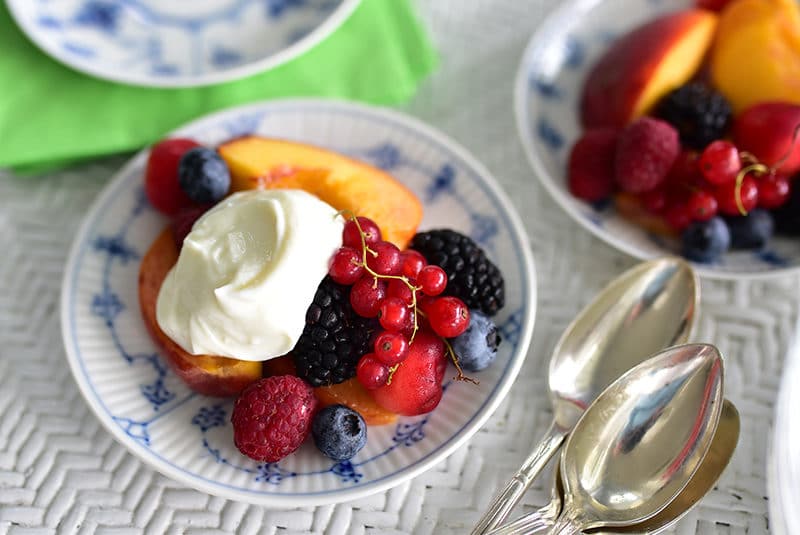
[442,337,479,384]
[734,163,770,216]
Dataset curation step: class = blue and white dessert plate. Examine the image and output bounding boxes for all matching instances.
[7,0,360,87]
[514,0,800,280]
[60,99,537,506]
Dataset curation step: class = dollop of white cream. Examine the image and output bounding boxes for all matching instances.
[156,189,343,361]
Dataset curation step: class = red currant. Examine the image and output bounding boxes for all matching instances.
[641,189,667,214]
[328,247,364,285]
[716,175,758,215]
[342,217,382,249]
[417,265,448,296]
[687,190,718,222]
[400,249,427,280]
[699,141,741,186]
[664,202,692,232]
[379,297,410,331]
[171,204,212,247]
[373,331,409,366]
[367,241,402,276]
[356,354,389,389]
[144,138,201,216]
[667,150,702,187]
[350,276,387,318]
[758,173,791,209]
[387,278,413,304]
[426,297,470,338]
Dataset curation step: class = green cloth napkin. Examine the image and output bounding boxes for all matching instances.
[0,0,436,173]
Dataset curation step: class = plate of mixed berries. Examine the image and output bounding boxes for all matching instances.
[515,0,800,278]
[60,99,536,506]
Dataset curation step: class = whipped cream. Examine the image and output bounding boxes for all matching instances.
[156,189,343,361]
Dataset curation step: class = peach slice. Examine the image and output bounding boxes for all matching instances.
[615,193,676,238]
[710,0,800,112]
[581,9,718,128]
[217,136,423,248]
[138,229,262,397]
[315,378,398,426]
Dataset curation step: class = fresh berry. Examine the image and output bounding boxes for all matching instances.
[379,297,410,332]
[655,82,732,150]
[411,230,505,316]
[373,331,409,366]
[726,209,774,250]
[387,278,413,304]
[426,296,470,338]
[367,241,402,276]
[356,354,389,390]
[757,174,791,209]
[734,102,800,175]
[343,217,381,249]
[369,329,447,416]
[417,265,447,296]
[350,276,387,318]
[667,150,702,187]
[716,175,758,215]
[451,310,501,372]
[699,140,741,186]
[144,138,200,215]
[641,189,667,214]
[681,217,731,263]
[687,190,718,222]
[312,405,367,461]
[615,117,680,194]
[178,147,231,204]
[231,376,317,462]
[171,204,211,247]
[400,250,426,279]
[664,202,692,232]
[567,128,619,202]
[293,277,380,387]
[329,247,364,285]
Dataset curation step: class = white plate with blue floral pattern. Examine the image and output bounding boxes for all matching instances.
[514,0,800,280]
[7,0,360,88]
[60,99,536,506]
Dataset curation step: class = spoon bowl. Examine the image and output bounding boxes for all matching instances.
[551,343,724,534]
[472,258,698,534]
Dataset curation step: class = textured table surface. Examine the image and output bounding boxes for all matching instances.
[0,1,794,533]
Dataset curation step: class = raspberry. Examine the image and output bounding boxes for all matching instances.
[144,138,200,216]
[615,117,680,194]
[567,128,619,202]
[231,376,317,462]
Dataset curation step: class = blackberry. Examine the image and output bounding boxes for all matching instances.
[411,229,505,316]
[293,276,379,387]
[655,82,732,150]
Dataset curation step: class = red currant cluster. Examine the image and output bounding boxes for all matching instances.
[640,140,791,233]
[328,215,471,390]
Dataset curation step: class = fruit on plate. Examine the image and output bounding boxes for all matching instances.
[710,0,800,112]
[312,404,368,461]
[733,102,800,175]
[580,9,718,128]
[315,378,398,425]
[217,136,423,247]
[138,229,262,397]
[369,329,448,416]
[615,117,680,194]
[566,128,619,202]
[614,193,675,236]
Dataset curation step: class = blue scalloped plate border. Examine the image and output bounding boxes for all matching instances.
[60,99,537,506]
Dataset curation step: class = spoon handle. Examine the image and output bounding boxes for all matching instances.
[484,501,558,535]
[470,421,566,535]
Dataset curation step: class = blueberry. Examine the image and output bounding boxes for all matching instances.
[681,217,730,263]
[451,310,501,372]
[178,147,230,203]
[773,186,800,236]
[725,209,774,250]
[312,405,367,461]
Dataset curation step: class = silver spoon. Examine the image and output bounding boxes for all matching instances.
[487,399,739,535]
[472,258,698,534]
[545,343,724,535]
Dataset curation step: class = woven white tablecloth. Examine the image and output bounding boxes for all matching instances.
[0,1,792,532]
